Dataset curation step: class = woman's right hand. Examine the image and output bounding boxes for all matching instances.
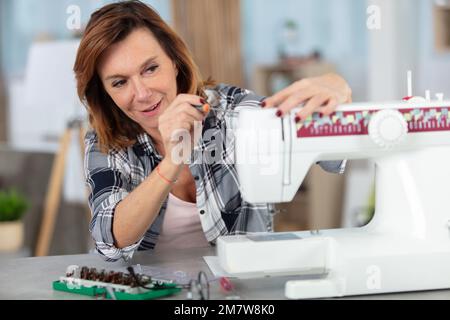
[158,94,207,164]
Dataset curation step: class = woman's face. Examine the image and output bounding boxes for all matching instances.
[98,27,178,133]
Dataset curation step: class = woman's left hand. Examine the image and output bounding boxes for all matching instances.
[262,73,352,122]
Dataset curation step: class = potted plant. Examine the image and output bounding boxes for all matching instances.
[0,189,29,252]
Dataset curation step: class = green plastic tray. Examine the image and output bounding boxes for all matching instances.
[53,280,181,300]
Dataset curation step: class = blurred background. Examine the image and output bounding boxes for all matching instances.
[0,0,449,257]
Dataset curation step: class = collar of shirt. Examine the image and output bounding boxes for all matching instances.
[135,133,161,158]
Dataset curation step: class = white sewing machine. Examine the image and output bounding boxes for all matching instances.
[217,87,450,299]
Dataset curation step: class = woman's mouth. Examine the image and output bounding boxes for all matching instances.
[141,100,162,117]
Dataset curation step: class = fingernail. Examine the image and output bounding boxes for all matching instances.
[276,110,283,117]
[295,116,301,123]
[260,101,266,107]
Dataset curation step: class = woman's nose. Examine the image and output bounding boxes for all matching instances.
[132,78,152,102]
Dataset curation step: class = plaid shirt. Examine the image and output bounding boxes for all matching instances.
[84,84,345,261]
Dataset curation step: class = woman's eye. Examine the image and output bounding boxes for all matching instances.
[112,80,126,88]
[145,65,158,73]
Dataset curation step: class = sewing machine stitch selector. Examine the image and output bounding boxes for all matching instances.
[368,109,408,148]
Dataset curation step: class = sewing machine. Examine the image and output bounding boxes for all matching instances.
[217,90,450,299]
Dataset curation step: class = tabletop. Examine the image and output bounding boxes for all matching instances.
[1,246,450,300]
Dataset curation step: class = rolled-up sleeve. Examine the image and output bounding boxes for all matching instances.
[84,132,141,262]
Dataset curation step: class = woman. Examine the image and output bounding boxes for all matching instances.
[74,0,352,261]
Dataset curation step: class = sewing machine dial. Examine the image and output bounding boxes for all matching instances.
[368,109,408,148]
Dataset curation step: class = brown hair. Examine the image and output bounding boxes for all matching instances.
[74,0,208,151]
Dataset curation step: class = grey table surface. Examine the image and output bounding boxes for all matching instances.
[1,246,450,300]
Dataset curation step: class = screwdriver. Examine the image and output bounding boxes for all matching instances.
[191,103,211,114]
[191,103,239,115]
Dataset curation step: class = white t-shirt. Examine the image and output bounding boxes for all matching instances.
[155,193,210,252]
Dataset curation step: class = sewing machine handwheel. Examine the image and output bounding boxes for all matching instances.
[368,110,408,148]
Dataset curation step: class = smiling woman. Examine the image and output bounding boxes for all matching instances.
[74,0,351,262]
[97,28,179,135]
[74,2,204,153]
